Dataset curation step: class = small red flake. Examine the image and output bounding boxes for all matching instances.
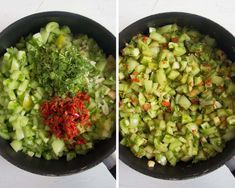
[131,77,140,82]
[191,99,200,104]
[171,37,178,43]
[162,101,170,107]
[205,79,212,86]
[166,107,172,113]
[142,36,148,42]
[132,71,139,76]
[76,138,86,145]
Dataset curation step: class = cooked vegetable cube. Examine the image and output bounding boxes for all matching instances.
[120,24,235,167]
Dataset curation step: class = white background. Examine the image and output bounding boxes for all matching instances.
[0,0,235,187]
[119,0,235,188]
[0,0,116,35]
[0,0,116,188]
[119,0,235,34]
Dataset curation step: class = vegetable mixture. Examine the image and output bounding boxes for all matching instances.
[119,24,235,166]
[0,22,115,160]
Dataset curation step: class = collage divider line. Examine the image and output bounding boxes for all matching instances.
[115,0,119,186]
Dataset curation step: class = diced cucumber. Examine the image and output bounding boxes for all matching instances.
[168,70,180,80]
[120,24,235,167]
[178,95,191,110]
[127,58,139,73]
[52,139,65,156]
[174,46,186,56]
[10,140,22,152]
[149,32,167,43]
[227,115,235,125]
[156,69,167,86]
[144,80,153,93]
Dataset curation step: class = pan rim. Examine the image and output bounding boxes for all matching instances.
[119,11,235,180]
[0,11,116,176]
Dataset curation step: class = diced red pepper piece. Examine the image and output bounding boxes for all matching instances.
[162,101,170,107]
[132,71,139,76]
[205,79,212,86]
[131,78,140,82]
[76,138,86,145]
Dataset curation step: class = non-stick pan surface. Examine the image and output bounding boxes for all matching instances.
[0,11,116,176]
[119,12,235,180]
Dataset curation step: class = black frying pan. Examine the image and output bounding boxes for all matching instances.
[0,11,116,176]
[119,12,235,180]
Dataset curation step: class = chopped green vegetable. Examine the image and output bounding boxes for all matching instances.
[120,24,235,167]
[0,22,115,161]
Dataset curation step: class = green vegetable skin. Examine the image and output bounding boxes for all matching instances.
[119,24,235,166]
[0,22,115,160]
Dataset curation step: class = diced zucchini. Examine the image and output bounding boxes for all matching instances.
[147,160,155,167]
